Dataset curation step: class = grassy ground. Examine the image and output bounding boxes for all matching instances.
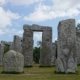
[0,64,80,80]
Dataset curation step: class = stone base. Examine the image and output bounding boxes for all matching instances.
[54,71,77,74]
[39,65,53,67]
[24,65,33,68]
[2,71,24,74]
[54,71,65,74]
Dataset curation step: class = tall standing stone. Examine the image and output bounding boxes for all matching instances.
[40,27,52,66]
[0,43,4,66]
[56,19,77,73]
[76,29,80,64]
[23,26,33,67]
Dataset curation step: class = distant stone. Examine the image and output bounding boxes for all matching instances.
[0,43,4,66]
[13,35,22,53]
[3,50,24,73]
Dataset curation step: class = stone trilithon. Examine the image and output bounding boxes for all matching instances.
[22,24,52,67]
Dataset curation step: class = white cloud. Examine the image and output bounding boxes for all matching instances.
[0,7,20,29]
[24,4,54,22]
[0,0,22,36]
[7,29,23,36]
[24,0,80,22]
[0,0,6,6]
[0,0,43,6]
[0,29,5,35]
[0,7,21,35]
[7,0,42,5]
[0,28,23,38]
[7,10,21,20]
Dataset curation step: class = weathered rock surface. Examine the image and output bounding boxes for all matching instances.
[76,29,80,64]
[56,19,77,73]
[13,35,22,53]
[3,50,24,73]
[0,43,4,65]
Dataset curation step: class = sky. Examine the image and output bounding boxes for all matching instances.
[0,0,80,46]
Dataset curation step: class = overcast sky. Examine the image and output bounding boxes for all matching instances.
[0,0,80,46]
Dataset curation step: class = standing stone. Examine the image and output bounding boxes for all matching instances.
[0,43,4,66]
[56,19,77,73]
[23,27,33,67]
[3,50,24,73]
[40,27,52,66]
[76,28,80,64]
[13,35,22,53]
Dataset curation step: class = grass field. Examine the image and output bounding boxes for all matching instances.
[0,64,80,80]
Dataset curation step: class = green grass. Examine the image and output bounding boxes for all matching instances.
[0,64,80,80]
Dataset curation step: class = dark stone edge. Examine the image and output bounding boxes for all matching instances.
[54,71,78,74]
[39,65,54,67]
[24,66,33,68]
[1,71,24,74]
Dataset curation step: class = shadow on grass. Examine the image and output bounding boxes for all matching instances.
[54,71,79,75]
[1,71,24,74]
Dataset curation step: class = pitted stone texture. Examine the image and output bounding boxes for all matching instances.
[40,28,52,66]
[56,19,77,73]
[23,29,33,67]
[3,50,24,73]
[0,43,4,65]
[76,29,80,64]
[23,24,52,66]
[23,24,51,31]
[13,35,22,53]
